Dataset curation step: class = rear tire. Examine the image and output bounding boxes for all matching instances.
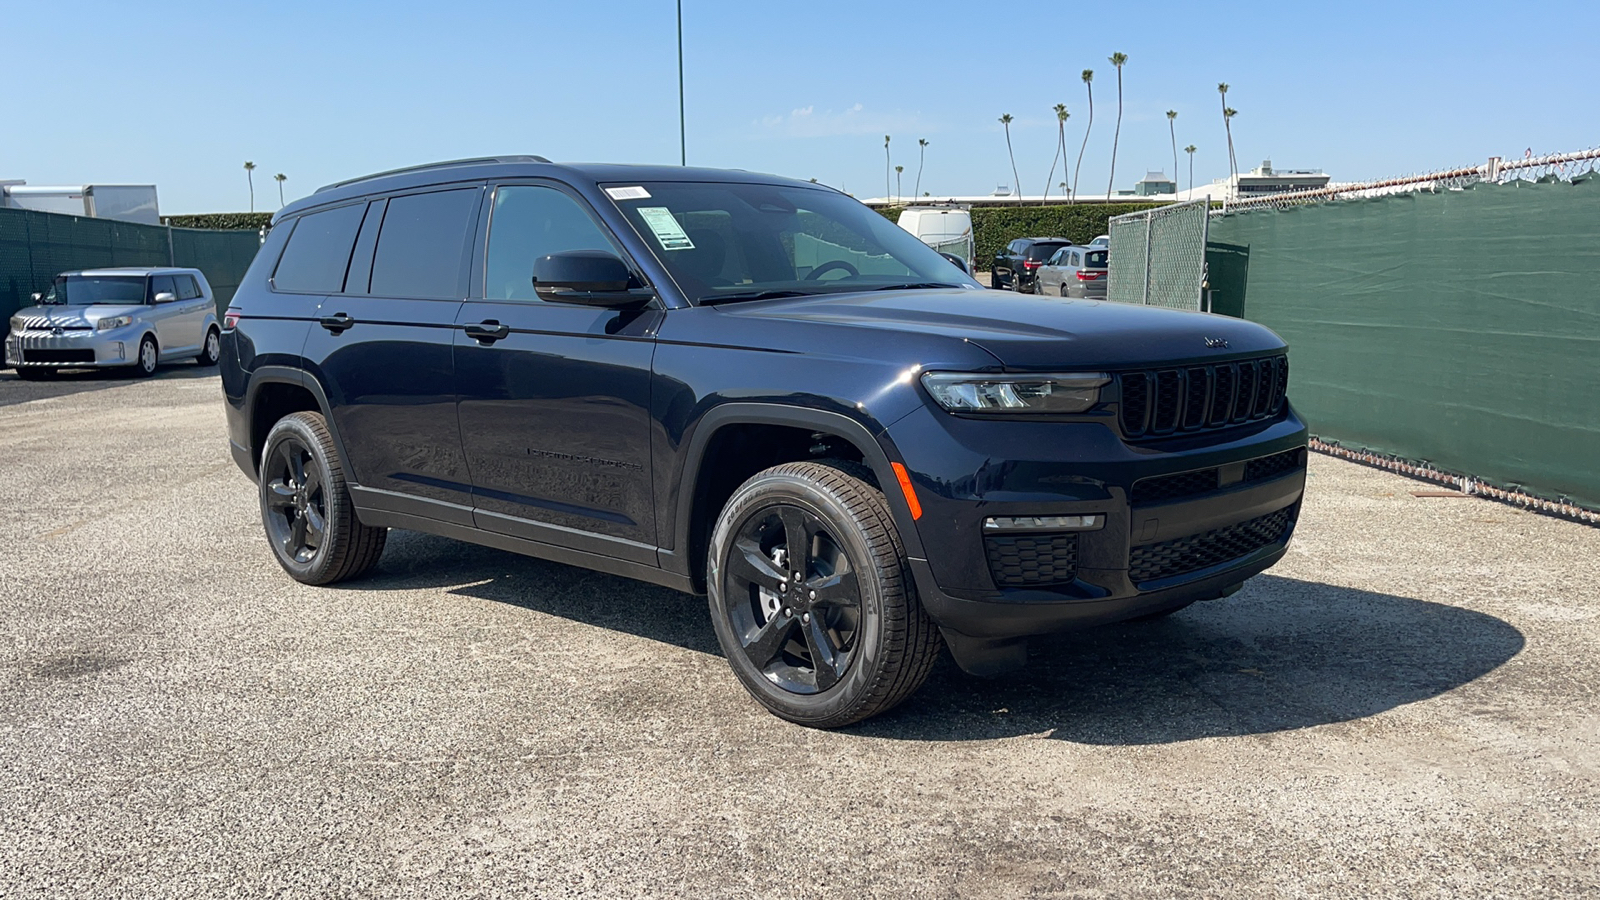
[1060,284,1070,297]
[15,367,55,381]
[259,411,387,585]
[196,327,221,366]
[707,460,941,728]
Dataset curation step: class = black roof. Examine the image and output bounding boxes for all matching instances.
[278,157,821,222]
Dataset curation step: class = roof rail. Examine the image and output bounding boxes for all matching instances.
[314,155,552,193]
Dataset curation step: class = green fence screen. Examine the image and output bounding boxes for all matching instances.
[0,207,260,327]
[1206,178,1600,510]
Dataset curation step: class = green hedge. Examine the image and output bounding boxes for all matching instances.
[877,202,1165,266]
[161,213,273,230]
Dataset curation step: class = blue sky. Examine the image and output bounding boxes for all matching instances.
[5,0,1596,213]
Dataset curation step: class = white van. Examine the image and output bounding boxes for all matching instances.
[897,205,974,274]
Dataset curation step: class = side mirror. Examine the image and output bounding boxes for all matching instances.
[30,292,42,302]
[938,252,970,274]
[533,251,653,308]
[154,291,177,304]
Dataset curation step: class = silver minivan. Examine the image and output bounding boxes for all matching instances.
[6,267,221,379]
[1034,246,1109,298]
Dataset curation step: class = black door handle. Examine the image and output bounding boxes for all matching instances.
[463,321,511,344]
[319,313,354,333]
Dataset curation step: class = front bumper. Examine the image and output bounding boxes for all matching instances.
[884,401,1309,673]
[5,329,137,367]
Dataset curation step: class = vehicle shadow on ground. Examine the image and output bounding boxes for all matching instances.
[0,363,217,407]
[858,574,1525,744]
[355,532,1524,744]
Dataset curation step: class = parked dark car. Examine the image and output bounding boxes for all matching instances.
[221,157,1307,728]
[990,237,1072,292]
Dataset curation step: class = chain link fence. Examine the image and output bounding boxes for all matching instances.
[1105,198,1209,310]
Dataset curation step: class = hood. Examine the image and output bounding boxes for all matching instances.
[10,304,144,331]
[715,289,1285,369]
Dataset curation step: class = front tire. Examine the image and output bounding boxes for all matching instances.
[134,335,158,377]
[259,411,387,585]
[707,460,942,728]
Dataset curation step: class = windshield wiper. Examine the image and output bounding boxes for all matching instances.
[701,289,822,305]
[869,282,966,292]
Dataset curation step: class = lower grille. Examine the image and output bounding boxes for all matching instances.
[1129,505,1296,584]
[1131,447,1307,506]
[22,349,96,364]
[985,533,1079,587]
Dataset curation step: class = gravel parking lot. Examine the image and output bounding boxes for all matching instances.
[2,369,1596,898]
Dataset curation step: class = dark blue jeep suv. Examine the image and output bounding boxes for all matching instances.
[221,156,1307,727]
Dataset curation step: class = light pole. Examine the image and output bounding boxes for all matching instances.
[677,0,686,166]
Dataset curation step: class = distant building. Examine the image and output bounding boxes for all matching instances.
[1232,160,1330,198]
[1133,171,1176,196]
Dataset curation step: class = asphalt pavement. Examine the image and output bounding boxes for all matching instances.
[1,370,1595,898]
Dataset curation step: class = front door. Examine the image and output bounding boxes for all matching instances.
[455,182,661,563]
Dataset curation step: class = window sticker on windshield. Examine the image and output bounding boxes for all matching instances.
[605,186,651,201]
[637,207,695,251]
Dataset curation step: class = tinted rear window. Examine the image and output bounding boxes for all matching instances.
[1085,249,1108,267]
[272,204,365,293]
[1028,242,1068,260]
[368,189,479,299]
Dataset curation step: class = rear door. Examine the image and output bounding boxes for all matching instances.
[172,273,210,350]
[454,180,661,562]
[300,187,483,521]
[145,274,188,356]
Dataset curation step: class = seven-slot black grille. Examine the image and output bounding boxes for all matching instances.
[985,533,1080,587]
[1131,447,1307,506]
[1128,505,1296,584]
[1118,355,1288,439]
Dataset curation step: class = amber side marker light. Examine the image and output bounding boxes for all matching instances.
[890,462,923,520]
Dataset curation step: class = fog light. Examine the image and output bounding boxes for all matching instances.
[983,515,1104,532]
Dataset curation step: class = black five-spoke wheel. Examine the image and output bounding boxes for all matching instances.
[724,504,862,694]
[708,460,942,728]
[258,411,387,585]
[264,438,327,565]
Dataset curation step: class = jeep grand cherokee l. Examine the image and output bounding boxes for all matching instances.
[221,156,1307,728]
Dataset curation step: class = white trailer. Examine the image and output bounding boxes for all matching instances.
[1,184,161,225]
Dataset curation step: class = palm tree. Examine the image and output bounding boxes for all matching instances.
[894,165,904,204]
[884,135,892,203]
[913,138,929,198]
[274,173,287,208]
[1184,144,1197,195]
[243,161,256,213]
[1105,52,1128,203]
[1166,110,1179,193]
[1043,104,1069,205]
[999,114,1021,205]
[1224,108,1239,196]
[1071,70,1093,205]
[1218,83,1237,185]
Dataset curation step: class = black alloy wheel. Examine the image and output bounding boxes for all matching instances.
[263,436,328,567]
[258,411,386,585]
[722,503,862,695]
[708,460,942,728]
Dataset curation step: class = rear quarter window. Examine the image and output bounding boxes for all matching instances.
[272,204,366,294]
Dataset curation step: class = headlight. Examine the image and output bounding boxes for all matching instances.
[96,316,133,331]
[8,317,22,333]
[921,372,1110,414]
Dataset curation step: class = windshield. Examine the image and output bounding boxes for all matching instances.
[608,182,981,304]
[43,275,147,305]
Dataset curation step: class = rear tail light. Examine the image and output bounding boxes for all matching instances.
[1022,260,1042,269]
[1076,271,1103,281]
[223,310,241,330]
